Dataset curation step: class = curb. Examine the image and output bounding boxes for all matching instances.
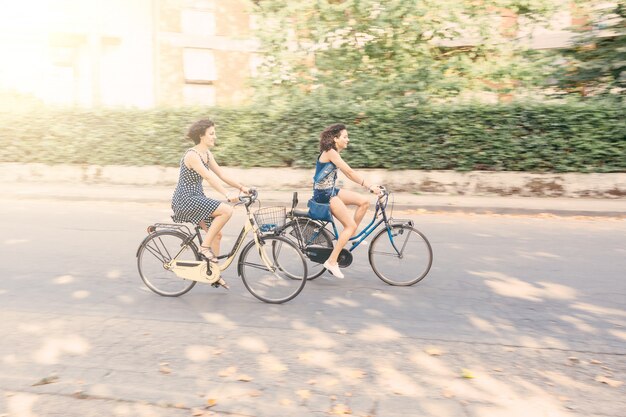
[1,162,625,198]
[2,182,625,218]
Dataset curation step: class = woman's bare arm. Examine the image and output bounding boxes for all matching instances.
[207,154,248,193]
[185,152,233,199]
[326,149,378,192]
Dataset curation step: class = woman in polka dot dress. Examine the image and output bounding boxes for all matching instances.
[172,119,249,266]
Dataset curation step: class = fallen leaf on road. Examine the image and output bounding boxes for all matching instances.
[442,388,455,398]
[589,359,602,365]
[339,369,365,380]
[237,374,253,382]
[330,404,352,415]
[461,369,475,379]
[206,398,217,407]
[296,390,311,400]
[32,376,59,386]
[568,356,580,364]
[425,348,442,356]
[595,376,623,388]
[191,409,204,416]
[72,391,88,399]
[159,365,172,374]
[218,366,237,377]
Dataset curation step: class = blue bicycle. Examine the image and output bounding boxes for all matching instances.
[282,187,433,285]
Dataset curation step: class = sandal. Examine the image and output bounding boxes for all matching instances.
[212,277,230,290]
[199,245,218,263]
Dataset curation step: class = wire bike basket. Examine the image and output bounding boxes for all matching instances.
[254,206,287,234]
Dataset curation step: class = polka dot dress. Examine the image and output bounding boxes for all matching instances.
[171,149,221,227]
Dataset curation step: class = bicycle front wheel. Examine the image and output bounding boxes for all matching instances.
[368,225,433,286]
[282,218,333,280]
[137,230,198,296]
[239,235,307,304]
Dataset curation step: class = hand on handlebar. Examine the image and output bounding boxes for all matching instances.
[227,187,257,204]
[237,187,258,204]
[369,184,385,197]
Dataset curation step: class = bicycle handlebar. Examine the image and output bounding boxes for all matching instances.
[374,185,389,210]
[370,185,388,199]
[236,187,258,207]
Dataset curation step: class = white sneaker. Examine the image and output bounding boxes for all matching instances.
[323,260,344,279]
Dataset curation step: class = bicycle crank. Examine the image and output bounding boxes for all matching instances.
[167,260,222,284]
[304,246,353,268]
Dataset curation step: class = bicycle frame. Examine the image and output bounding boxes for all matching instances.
[292,190,410,257]
[151,197,274,275]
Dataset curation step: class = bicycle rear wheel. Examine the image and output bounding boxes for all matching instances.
[137,230,198,296]
[368,225,433,286]
[239,235,307,304]
[282,218,333,280]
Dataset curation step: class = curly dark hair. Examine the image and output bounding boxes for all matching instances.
[186,119,215,144]
[319,123,346,152]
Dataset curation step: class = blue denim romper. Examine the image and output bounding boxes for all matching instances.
[312,156,339,204]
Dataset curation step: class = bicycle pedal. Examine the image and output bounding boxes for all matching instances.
[212,278,229,290]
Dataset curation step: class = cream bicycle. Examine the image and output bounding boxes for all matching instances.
[136,190,308,304]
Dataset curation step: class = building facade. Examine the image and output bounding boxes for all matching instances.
[0,0,256,108]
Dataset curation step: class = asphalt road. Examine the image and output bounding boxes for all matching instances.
[0,197,625,417]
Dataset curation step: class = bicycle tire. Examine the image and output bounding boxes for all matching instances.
[368,225,433,286]
[239,235,307,304]
[281,218,333,280]
[137,230,198,296]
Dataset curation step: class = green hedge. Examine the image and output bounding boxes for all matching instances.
[0,101,624,172]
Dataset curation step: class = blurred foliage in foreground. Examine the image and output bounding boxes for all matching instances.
[1,100,624,172]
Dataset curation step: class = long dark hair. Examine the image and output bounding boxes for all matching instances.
[319,123,346,152]
[187,119,215,144]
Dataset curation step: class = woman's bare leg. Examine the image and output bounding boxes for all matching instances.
[202,203,233,255]
[336,189,369,234]
[327,197,356,265]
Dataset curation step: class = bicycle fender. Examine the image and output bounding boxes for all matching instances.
[136,230,197,258]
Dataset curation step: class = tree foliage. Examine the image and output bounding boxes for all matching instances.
[554,1,626,99]
[250,0,558,105]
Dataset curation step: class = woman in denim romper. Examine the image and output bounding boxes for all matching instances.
[312,123,382,278]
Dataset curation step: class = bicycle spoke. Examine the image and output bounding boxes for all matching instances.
[241,260,272,271]
[369,250,400,258]
[390,229,412,257]
[144,238,170,262]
